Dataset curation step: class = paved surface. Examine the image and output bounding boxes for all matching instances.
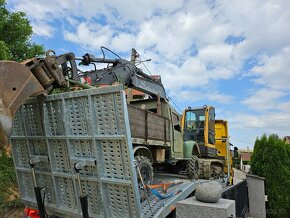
[233,168,247,184]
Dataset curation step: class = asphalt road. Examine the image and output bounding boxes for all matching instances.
[233,168,247,184]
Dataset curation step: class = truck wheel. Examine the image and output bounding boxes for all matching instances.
[135,156,153,186]
[186,155,199,180]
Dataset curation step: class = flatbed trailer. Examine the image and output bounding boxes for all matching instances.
[141,173,228,218]
[10,85,228,218]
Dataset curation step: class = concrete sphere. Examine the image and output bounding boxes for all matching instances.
[195,181,222,203]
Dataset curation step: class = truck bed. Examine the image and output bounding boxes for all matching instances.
[128,104,171,145]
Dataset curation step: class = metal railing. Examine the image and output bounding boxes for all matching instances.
[222,180,249,218]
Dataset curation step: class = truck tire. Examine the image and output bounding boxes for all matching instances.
[135,156,153,185]
[186,155,199,180]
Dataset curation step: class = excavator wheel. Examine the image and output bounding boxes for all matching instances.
[186,155,199,180]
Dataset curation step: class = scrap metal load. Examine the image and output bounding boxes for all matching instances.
[0,49,166,145]
[0,50,77,145]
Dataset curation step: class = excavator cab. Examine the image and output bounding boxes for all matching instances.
[182,105,217,158]
[182,106,224,180]
[183,108,206,144]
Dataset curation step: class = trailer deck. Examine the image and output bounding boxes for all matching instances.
[142,173,228,218]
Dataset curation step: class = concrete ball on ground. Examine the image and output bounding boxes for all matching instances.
[195,181,222,203]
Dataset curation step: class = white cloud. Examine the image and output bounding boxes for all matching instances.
[276,101,290,112]
[172,89,234,105]
[9,0,290,148]
[242,88,286,111]
[111,33,136,52]
[225,109,290,148]
[10,0,185,25]
[218,0,290,57]
[64,22,113,50]
[208,91,234,103]
[231,114,266,129]
[31,22,55,38]
[251,47,290,90]
[12,0,290,90]
[198,44,234,66]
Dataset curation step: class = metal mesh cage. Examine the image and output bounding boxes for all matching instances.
[11,85,141,218]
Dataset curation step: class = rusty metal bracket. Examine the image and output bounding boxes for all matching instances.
[0,61,44,145]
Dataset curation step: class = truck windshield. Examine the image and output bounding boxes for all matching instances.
[184,109,205,143]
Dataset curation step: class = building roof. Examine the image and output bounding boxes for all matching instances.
[239,149,253,153]
[283,136,290,144]
[240,151,252,162]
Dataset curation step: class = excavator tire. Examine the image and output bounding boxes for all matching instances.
[186,155,199,180]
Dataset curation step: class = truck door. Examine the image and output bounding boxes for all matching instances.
[171,111,183,154]
[208,108,215,145]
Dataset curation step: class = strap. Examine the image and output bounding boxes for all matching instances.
[149,188,175,200]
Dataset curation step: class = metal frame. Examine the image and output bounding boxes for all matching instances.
[141,175,229,218]
[11,85,141,217]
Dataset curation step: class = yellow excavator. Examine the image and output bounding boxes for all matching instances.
[181,106,225,179]
[181,106,233,182]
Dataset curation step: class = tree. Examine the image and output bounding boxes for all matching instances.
[0,0,44,61]
[251,134,290,218]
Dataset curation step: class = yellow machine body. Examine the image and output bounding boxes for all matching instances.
[215,120,234,184]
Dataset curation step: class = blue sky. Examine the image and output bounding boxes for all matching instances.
[7,0,290,149]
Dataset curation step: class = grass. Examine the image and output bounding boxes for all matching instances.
[0,151,23,214]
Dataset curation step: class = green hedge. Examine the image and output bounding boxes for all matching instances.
[0,152,22,213]
[251,134,290,218]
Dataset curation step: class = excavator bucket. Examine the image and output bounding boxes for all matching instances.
[0,61,44,146]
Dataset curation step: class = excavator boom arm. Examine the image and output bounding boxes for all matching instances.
[80,53,167,99]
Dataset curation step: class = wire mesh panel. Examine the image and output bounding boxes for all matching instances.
[11,85,141,218]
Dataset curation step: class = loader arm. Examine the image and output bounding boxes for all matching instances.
[79,53,167,99]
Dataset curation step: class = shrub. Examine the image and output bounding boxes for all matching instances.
[251,134,290,218]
